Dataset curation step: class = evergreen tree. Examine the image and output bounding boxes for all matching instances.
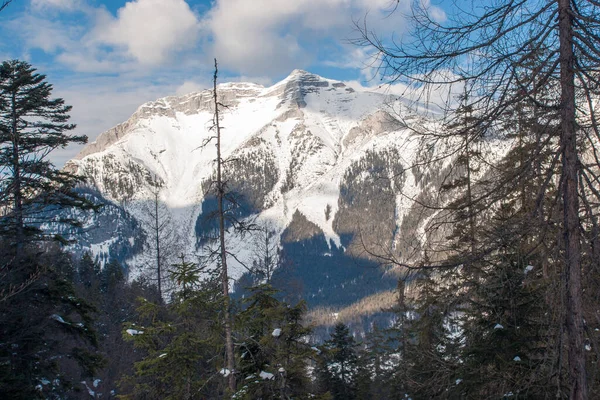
[400,268,461,399]
[449,200,556,398]
[87,274,160,398]
[315,323,360,400]
[0,61,102,398]
[0,60,90,249]
[235,284,313,399]
[101,258,124,294]
[78,251,99,289]
[357,324,397,399]
[378,278,411,399]
[0,245,103,399]
[121,255,224,399]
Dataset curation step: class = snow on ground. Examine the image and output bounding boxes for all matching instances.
[74,70,442,279]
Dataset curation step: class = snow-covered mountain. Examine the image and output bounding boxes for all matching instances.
[65,69,444,307]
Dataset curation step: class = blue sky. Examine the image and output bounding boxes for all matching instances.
[0,0,446,165]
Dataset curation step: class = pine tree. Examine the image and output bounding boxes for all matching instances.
[250,224,279,283]
[0,61,102,398]
[235,284,313,400]
[315,323,360,400]
[0,245,104,399]
[355,326,389,399]
[78,251,99,289]
[400,268,461,399]
[101,258,124,294]
[0,60,90,250]
[440,89,482,271]
[121,255,224,399]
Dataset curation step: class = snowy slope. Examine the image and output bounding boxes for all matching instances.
[66,70,434,287]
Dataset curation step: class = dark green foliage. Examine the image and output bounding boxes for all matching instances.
[354,324,398,399]
[450,204,554,399]
[396,269,461,399]
[315,323,360,400]
[78,251,99,289]
[101,258,124,293]
[0,60,108,398]
[234,284,313,399]
[0,60,92,247]
[334,148,404,255]
[0,244,103,399]
[120,256,224,399]
[81,271,159,398]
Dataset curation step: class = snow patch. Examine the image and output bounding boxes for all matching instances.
[259,371,275,380]
[50,314,68,324]
[81,381,95,397]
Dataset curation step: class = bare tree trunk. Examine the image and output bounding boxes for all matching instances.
[0,1,13,13]
[461,88,476,268]
[153,185,162,300]
[558,0,587,398]
[11,88,24,252]
[213,58,236,394]
[263,225,274,282]
[465,134,475,258]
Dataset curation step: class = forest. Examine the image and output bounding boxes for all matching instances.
[2,0,600,399]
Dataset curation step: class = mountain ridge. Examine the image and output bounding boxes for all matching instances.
[62,69,440,311]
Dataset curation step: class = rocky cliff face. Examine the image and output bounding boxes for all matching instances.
[64,70,446,307]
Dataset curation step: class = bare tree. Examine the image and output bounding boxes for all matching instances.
[210,58,236,393]
[355,1,600,398]
[0,1,13,13]
[250,223,279,284]
[199,59,258,394]
[141,173,178,301]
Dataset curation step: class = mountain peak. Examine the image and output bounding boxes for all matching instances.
[285,69,326,83]
[289,68,312,77]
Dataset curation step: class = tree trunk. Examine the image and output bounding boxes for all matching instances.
[154,187,162,301]
[213,58,236,394]
[557,0,587,398]
[11,86,24,252]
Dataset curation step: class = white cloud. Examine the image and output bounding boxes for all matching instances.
[344,68,465,115]
[14,15,76,54]
[16,0,203,72]
[91,0,200,66]
[175,80,207,95]
[420,0,446,23]
[322,47,375,70]
[229,75,273,87]
[204,0,417,76]
[31,0,80,10]
[10,0,448,167]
